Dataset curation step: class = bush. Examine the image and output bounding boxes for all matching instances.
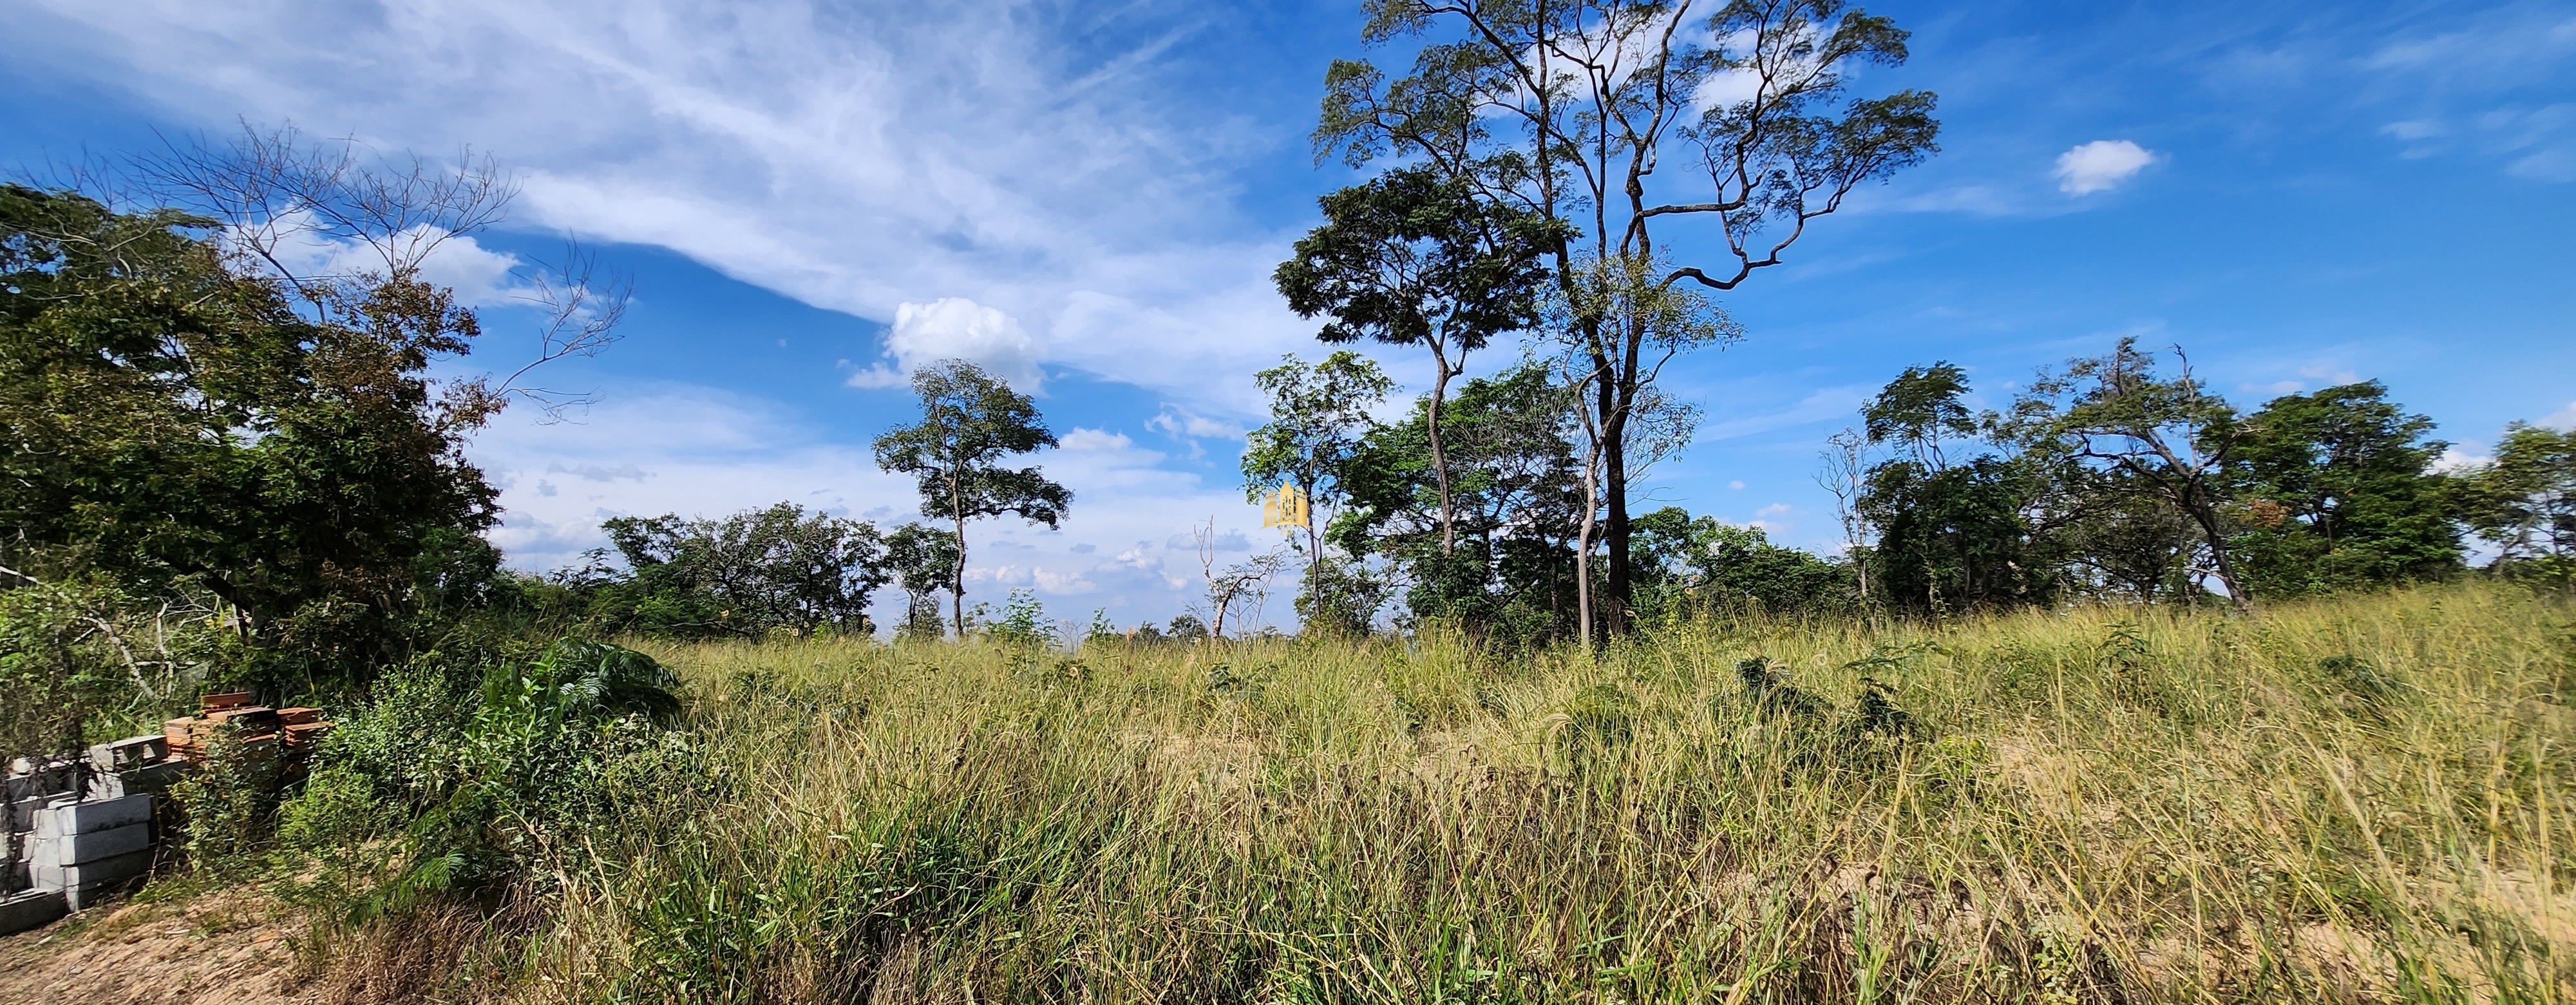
[272,637,703,920]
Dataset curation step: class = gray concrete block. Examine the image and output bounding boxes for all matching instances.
[32,847,151,892]
[0,889,66,935]
[36,793,152,836]
[30,821,150,866]
[62,874,145,912]
[87,762,184,800]
[36,793,153,837]
[86,735,167,772]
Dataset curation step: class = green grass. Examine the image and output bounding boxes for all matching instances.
[474,584,2571,1002]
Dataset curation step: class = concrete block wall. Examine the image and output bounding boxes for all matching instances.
[26,792,156,911]
[6,736,175,924]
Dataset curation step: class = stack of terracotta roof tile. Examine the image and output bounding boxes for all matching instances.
[162,693,331,766]
[279,708,332,751]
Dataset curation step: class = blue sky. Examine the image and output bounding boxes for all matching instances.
[6,0,2572,632]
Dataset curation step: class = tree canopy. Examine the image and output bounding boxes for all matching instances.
[0,184,500,685]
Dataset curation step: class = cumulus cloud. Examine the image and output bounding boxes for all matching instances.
[2054,140,2157,195]
[2433,444,2493,473]
[847,297,1047,391]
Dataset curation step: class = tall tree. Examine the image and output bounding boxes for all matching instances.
[2226,382,2460,596]
[2018,339,2250,610]
[872,360,1070,637]
[1316,0,1940,629]
[1859,456,2061,615]
[1274,166,1560,555]
[1241,352,1394,619]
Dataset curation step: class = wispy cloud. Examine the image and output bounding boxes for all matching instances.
[2362,6,2576,181]
[1699,386,1870,441]
[14,0,1315,410]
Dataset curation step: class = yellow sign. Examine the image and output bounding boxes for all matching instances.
[1261,483,1311,530]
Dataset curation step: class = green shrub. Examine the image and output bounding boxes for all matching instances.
[272,637,703,921]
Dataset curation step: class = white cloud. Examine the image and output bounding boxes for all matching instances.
[2360,10,2576,182]
[2365,14,2576,82]
[1146,406,1244,440]
[2433,444,2492,473]
[12,0,1313,413]
[2382,119,2445,142]
[1701,385,1869,441]
[1728,479,1746,490]
[2054,140,2157,195]
[229,211,533,307]
[1059,427,1134,452]
[2543,400,2576,430]
[848,298,1047,391]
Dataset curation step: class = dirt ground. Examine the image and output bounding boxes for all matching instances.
[0,888,315,1005]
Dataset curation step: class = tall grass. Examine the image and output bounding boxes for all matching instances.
[484,584,2570,1002]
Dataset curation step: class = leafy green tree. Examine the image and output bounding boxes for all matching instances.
[2226,382,2461,597]
[873,360,1070,637]
[1861,456,2061,615]
[1274,166,1560,555]
[884,522,962,641]
[2018,339,2250,609]
[1626,508,1859,620]
[1334,363,1587,635]
[2052,466,2204,603]
[1864,362,1976,469]
[0,577,131,765]
[1846,361,2056,614]
[1242,352,1394,620]
[2463,423,2576,584]
[587,503,889,638]
[0,184,502,686]
[1316,0,1940,630]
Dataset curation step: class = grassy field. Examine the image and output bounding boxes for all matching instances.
[357,584,2575,1002]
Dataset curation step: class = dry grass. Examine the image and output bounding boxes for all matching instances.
[434,584,2576,1000]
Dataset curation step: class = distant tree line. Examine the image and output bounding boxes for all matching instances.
[1238,333,2572,644]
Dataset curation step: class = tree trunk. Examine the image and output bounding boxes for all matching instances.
[2183,493,2251,613]
[1305,481,1323,631]
[1428,344,1457,557]
[1598,368,1633,633]
[1575,446,1600,653]
[949,475,970,638]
